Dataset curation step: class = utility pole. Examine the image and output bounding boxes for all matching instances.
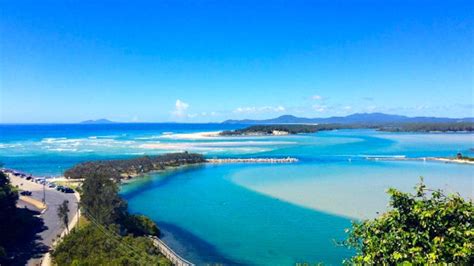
[42,180,46,204]
[77,202,80,227]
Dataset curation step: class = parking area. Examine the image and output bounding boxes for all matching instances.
[3,169,79,266]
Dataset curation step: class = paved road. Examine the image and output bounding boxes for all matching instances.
[9,174,78,266]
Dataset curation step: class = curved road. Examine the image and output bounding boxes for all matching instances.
[8,173,78,266]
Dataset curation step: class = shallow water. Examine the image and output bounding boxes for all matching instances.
[1,124,473,265]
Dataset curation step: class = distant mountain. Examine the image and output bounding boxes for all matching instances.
[80,119,116,124]
[222,113,474,125]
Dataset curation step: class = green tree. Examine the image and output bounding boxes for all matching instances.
[58,200,70,233]
[0,170,18,261]
[80,173,127,225]
[52,224,170,266]
[0,170,46,265]
[344,178,474,264]
[0,171,18,218]
[121,214,160,236]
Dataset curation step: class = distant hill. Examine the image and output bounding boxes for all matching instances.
[80,119,116,124]
[222,113,474,125]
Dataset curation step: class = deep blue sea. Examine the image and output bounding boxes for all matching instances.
[1,124,473,265]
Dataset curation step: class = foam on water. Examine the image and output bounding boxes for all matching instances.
[1,124,473,265]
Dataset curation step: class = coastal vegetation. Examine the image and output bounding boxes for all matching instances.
[220,124,348,136]
[220,122,474,136]
[51,224,169,265]
[455,153,474,162]
[0,170,47,265]
[80,172,127,225]
[344,178,473,264]
[52,166,169,265]
[378,122,474,132]
[57,200,70,233]
[64,152,206,180]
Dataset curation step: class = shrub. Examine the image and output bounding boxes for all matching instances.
[343,178,474,264]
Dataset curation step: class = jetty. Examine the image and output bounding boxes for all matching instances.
[207,157,298,163]
[149,236,194,266]
[365,156,474,165]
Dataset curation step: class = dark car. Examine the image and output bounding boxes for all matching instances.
[56,185,65,192]
[63,187,74,193]
[20,191,32,196]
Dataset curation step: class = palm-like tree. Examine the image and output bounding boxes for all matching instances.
[57,200,70,233]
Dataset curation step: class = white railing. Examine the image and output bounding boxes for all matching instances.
[149,236,194,266]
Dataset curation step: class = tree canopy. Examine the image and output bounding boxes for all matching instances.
[0,170,47,264]
[80,172,127,225]
[58,200,70,233]
[53,165,167,265]
[344,178,474,264]
[65,152,206,179]
[52,223,170,266]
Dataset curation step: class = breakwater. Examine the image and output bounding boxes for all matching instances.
[207,157,298,163]
[365,156,474,165]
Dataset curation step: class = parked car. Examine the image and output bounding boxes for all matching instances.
[63,187,74,193]
[56,185,65,191]
[20,191,32,196]
[48,183,56,188]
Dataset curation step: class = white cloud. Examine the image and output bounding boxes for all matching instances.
[233,105,286,114]
[365,105,377,112]
[343,105,352,111]
[172,99,189,118]
[312,104,327,112]
[312,95,323,100]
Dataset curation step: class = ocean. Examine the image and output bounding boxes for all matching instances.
[1,124,473,265]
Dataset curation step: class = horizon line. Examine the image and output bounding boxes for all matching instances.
[1,112,473,125]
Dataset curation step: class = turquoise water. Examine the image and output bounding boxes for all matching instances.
[1,124,473,265]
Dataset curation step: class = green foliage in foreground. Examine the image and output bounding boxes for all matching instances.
[122,214,160,237]
[57,169,167,265]
[80,172,160,237]
[0,170,46,265]
[80,172,128,225]
[344,178,474,264]
[0,170,19,261]
[52,224,171,266]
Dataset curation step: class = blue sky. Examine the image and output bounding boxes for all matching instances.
[1,0,473,123]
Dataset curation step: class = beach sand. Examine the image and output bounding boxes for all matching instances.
[158,131,222,140]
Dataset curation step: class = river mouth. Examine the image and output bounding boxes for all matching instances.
[121,156,474,265]
[121,163,355,265]
[2,125,473,265]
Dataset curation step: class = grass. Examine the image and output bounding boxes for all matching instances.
[76,215,90,229]
[52,180,82,190]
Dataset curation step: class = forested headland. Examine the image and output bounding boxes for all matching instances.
[220,122,474,136]
[64,152,206,180]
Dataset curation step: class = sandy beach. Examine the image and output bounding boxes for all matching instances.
[158,131,223,140]
[428,157,474,165]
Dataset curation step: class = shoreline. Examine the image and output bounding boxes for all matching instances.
[366,156,474,165]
